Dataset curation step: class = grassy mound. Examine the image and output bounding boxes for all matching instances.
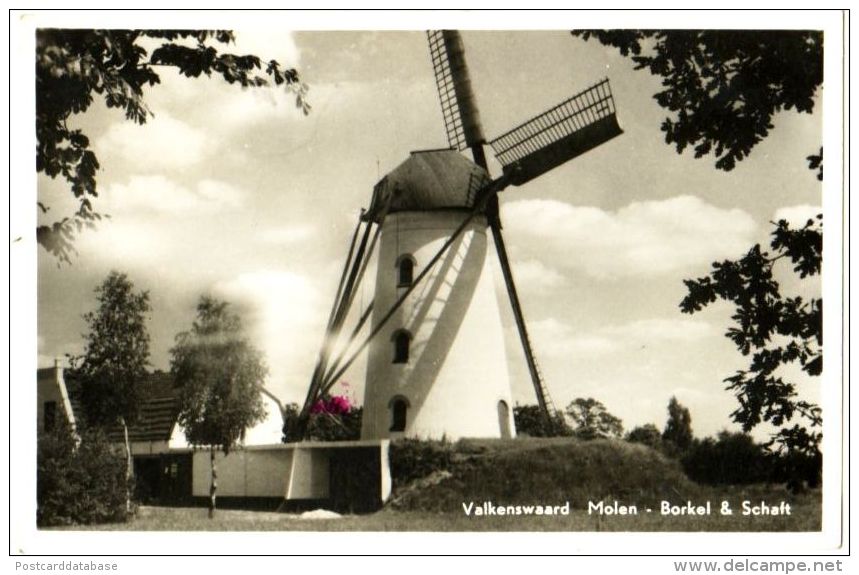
[389,437,702,512]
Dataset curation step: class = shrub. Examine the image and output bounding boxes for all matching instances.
[626,424,664,449]
[681,431,773,485]
[388,438,455,489]
[307,407,363,441]
[282,402,363,442]
[681,431,822,490]
[37,423,129,527]
[513,404,573,437]
[770,448,822,492]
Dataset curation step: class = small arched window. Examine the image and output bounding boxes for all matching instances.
[389,396,409,432]
[392,329,411,364]
[396,255,415,287]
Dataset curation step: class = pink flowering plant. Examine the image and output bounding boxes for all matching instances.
[283,382,362,442]
[311,394,352,416]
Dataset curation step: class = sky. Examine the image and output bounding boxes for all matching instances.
[33,27,825,440]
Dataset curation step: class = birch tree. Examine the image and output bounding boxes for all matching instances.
[170,296,267,518]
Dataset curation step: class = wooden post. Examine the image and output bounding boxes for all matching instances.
[209,446,217,519]
[120,416,133,517]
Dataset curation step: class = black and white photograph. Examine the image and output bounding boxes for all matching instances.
[10,8,847,562]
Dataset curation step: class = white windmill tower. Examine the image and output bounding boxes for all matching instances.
[291,31,622,441]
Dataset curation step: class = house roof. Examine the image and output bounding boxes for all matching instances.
[363,149,491,222]
[62,370,181,443]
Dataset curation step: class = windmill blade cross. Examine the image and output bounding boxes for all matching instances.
[489,78,623,185]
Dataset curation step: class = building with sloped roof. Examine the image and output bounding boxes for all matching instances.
[38,364,390,511]
[37,363,287,504]
[38,364,185,451]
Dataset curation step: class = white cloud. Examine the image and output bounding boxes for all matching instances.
[74,177,247,271]
[144,30,308,135]
[231,29,301,69]
[529,316,715,359]
[120,32,303,141]
[102,176,245,214]
[603,318,716,343]
[213,270,325,403]
[773,204,822,227]
[76,218,172,264]
[196,180,244,209]
[502,196,757,279]
[509,259,565,292]
[196,82,309,131]
[97,112,215,171]
[257,225,316,245]
[529,318,615,358]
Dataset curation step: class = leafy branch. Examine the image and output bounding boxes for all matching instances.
[680,215,822,456]
[37,29,309,263]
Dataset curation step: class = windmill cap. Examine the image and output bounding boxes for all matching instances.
[364,149,491,223]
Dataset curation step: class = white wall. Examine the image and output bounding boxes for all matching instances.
[36,366,75,433]
[361,211,516,440]
[191,447,295,498]
[188,441,390,502]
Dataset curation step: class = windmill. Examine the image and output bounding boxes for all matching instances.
[290,31,622,441]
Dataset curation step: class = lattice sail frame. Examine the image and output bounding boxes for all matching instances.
[427,30,488,156]
[489,78,622,185]
[427,31,467,151]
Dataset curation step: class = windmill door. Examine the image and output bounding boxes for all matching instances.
[498,400,512,439]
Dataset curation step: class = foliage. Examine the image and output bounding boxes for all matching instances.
[388,438,456,490]
[663,396,694,452]
[572,30,823,171]
[681,431,772,485]
[770,446,822,492]
[76,271,151,428]
[170,296,268,454]
[626,423,664,449]
[807,147,823,181]
[37,423,129,527]
[681,431,820,490]
[565,397,624,440]
[513,404,573,438]
[282,401,363,442]
[36,29,309,263]
[680,216,822,458]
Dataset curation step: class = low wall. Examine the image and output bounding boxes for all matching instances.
[183,440,391,512]
[191,447,293,498]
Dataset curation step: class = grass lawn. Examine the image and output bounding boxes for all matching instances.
[58,486,820,532]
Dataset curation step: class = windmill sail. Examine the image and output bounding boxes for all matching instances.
[489,78,622,185]
[427,30,487,166]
